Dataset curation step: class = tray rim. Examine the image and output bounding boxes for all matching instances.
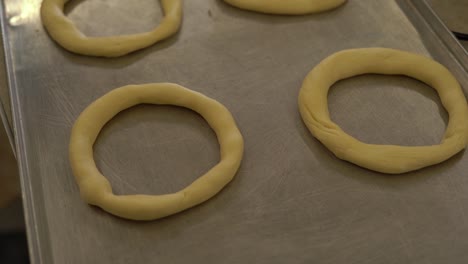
[0,1,52,263]
[0,6,14,152]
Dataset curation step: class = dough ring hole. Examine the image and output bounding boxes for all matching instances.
[328,74,448,146]
[69,83,244,220]
[93,104,219,196]
[64,0,164,37]
[41,0,182,57]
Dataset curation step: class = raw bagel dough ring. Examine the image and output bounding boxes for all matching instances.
[223,0,346,15]
[41,0,182,57]
[69,83,244,220]
[299,48,468,174]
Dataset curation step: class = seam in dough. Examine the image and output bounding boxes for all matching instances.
[298,48,468,174]
[41,0,182,57]
[223,0,346,15]
[69,83,244,220]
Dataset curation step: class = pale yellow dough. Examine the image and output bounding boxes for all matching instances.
[299,48,468,174]
[69,83,244,220]
[41,0,182,57]
[223,0,346,15]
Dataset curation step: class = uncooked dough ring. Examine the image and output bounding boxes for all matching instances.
[299,48,468,174]
[223,0,346,15]
[41,0,182,57]
[69,83,244,220]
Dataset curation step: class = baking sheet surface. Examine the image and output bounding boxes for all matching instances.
[2,0,468,263]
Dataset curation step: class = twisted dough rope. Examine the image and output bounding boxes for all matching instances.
[223,0,346,15]
[41,0,182,57]
[69,83,244,220]
[299,48,468,174]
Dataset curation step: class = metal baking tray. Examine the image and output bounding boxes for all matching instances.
[2,0,468,263]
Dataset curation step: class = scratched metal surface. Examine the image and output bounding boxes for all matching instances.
[2,0,468,263]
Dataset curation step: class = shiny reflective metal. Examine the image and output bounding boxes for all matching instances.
[1,0,468,263]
